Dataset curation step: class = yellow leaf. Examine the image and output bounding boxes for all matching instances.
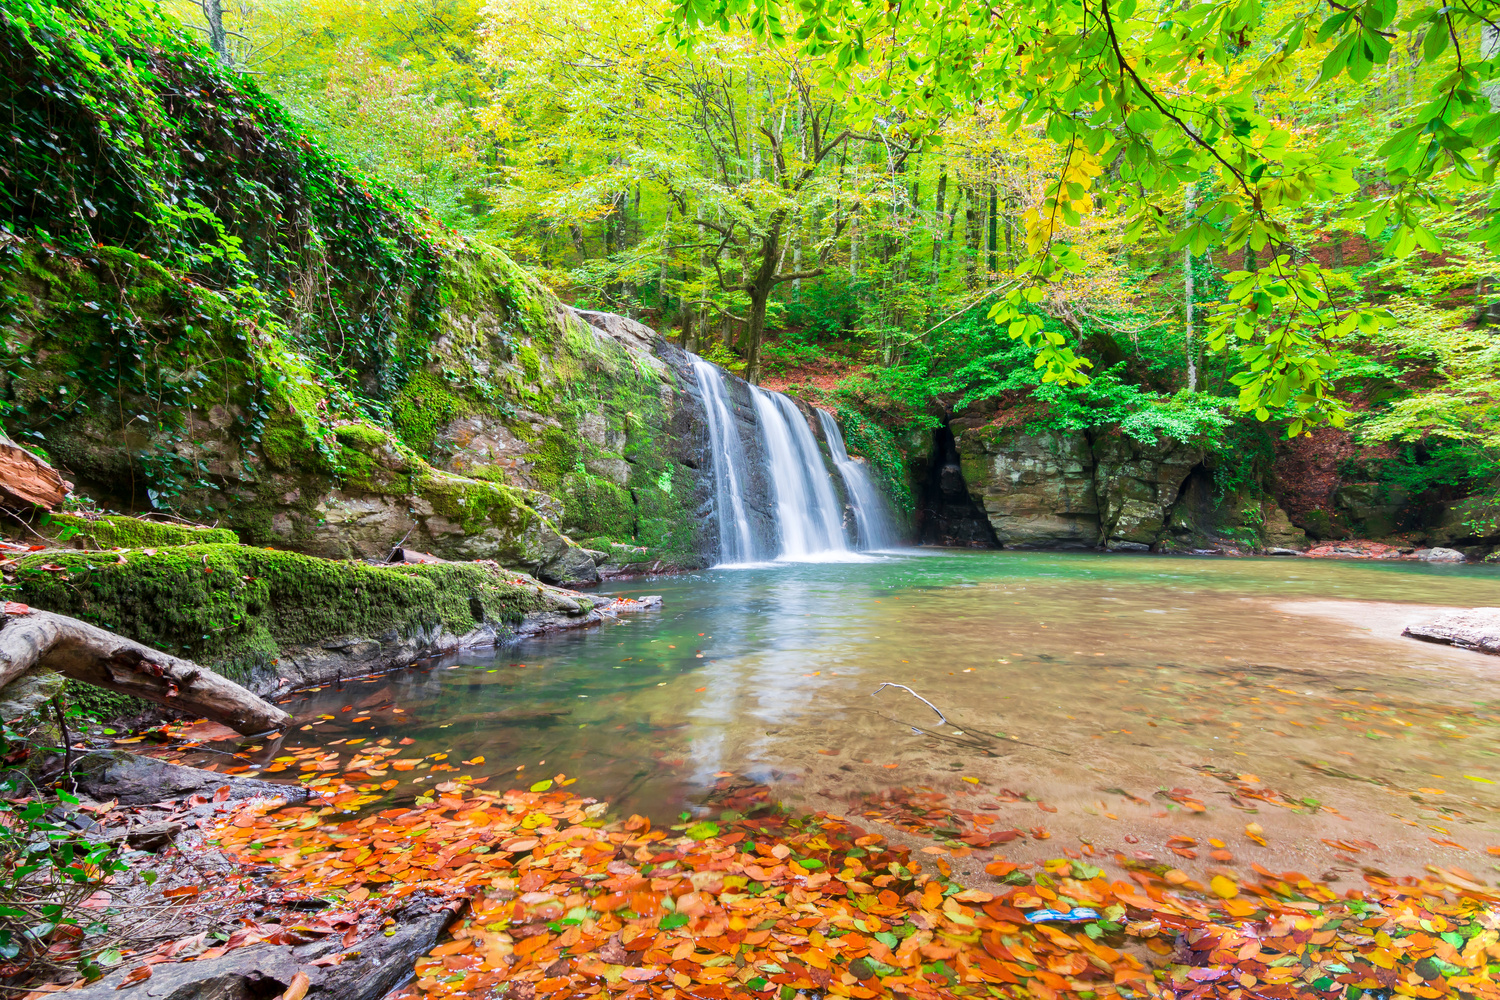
[1210,875,1239,899]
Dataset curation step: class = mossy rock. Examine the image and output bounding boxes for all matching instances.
[0,7,715,574]
[11,545,564,691]
[44,513,239,549]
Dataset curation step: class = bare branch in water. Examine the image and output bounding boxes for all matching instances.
[871,683,947,726]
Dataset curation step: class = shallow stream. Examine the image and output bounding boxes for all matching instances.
[211,551,1500,883]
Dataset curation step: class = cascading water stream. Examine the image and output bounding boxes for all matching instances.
[750,387,849,559]
[816,409,900,550]
[692,354,899,563]
[692,360,758,564]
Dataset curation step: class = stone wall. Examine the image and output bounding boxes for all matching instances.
[944,416,1202,551]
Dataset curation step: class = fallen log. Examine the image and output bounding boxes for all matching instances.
[0,604,291,734]
[0,430,69,509]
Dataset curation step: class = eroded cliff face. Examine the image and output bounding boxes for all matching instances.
[949,420,1201,551]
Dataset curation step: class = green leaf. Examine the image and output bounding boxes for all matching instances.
[1315,11,1351,42]
[659,912,690,929]
[1472,113,1500,147]
[684,821,721,840]
[1421,22,1449,62]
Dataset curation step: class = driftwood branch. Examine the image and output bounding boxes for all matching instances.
[0,608,292,734]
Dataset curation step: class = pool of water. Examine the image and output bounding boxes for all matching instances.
[212,551,1500,881]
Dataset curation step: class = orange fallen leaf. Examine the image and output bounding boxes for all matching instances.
[276,971,309,1000]
[115,966,151,989]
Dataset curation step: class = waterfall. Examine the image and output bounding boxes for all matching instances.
[693,355,899,564]
[693,360,758,564]
[750,388,849,559]
[817,409,900,550]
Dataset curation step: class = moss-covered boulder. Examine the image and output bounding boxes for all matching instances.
[8,545,591,702]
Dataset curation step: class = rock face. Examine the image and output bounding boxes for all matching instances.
[1402,608,1500,654]
[70,895,457,1000]
[913,427,998,547]
[947,418,1201,550]
[2,247,721,584]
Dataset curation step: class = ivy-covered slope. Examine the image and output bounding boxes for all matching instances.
[0,0,708,581]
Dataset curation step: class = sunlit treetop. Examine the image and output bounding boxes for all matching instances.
[667,0,1500,433]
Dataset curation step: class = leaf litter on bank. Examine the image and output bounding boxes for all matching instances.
[68,714,1500,1000]
[185,772,1500,1000]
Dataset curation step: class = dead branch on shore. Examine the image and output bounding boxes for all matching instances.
[0,605,291,735]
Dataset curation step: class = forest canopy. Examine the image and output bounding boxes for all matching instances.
[24,0,1500,500]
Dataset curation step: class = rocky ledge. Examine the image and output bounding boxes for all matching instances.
[1402,607,1500,655]
[3,532,663,726]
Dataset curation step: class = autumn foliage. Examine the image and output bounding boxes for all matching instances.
[192,775,1500,1000]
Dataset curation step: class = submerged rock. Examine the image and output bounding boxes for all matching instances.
[1402,608,1500,655]
[73,751,307,806]
[1413,546,1467,563]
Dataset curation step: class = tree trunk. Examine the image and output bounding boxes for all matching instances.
[987,186,999,275]
[965,186,983,286]
[745,289,769,384]
[0,607,292,735]
[849,211,859,280]
[202,0,229,66]
[931,172,948,278]
[1184,183,1197,392]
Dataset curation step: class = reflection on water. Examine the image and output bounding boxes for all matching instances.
[234,552,1498,877]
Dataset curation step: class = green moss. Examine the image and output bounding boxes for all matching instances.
[517,345,542,382]
[526,427,581,495]
[333,423,388,448]
[558,472,634,536]
[44,513,240,548]
[259,417,322,473]
[392,370,475,453]
[62,682,148,724]
[623,462,702,562]
[12,545,556,683]
[415,466,534,535]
